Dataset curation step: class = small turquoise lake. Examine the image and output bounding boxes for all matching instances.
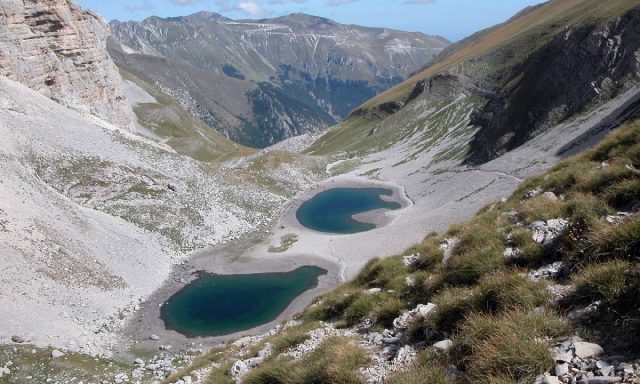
[162,266,327,337]
[296,188,402,234]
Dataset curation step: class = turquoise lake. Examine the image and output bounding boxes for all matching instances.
[296,187,402,234]
[162,266,327,337]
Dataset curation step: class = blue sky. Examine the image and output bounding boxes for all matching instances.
[76,0,542,41]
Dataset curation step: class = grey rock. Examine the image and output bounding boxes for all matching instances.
[568,302,600,320]
[403,255,419,267]
[616,362,634,374]
[547,218,568,232]
[231,360,249,379]
[544,375,561,384]
[416,303,437,318]
[383,336,400,344]
[543,192,559,201]
[583,377,622,384]
[51,349,65,358]
[133,358,144,366]
[149,334,160,341]
[574,342,604,359]
[556,362,569,376]
[246,357,263,368]
[365,288,382,294]
[433,339,453,352]
[0,367,10,378]
[257,343,273,358]
[10,335,24,343]
[530,220,547,229]
[526,187,543,199]
[555,351,574,363]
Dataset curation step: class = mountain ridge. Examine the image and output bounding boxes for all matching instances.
[107,12,449,147]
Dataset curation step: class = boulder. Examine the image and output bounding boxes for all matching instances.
[584,377,622,384]
[51,349,65,358]
[417,303,437,318]
[10,335,24,343]
[574,342,604,359]
[554,351,574,363]
[149,334,160,341]
[393,303,437,329]
[543,192,559,201]
[231,360,249,379]
[433,339,453,352]
[544,375,561,384]
[555,362,569,376]
[403,255,418,267]
[257,343,273,358]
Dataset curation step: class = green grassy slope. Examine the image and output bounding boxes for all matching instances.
[166,117,640,384]
[306,0,640,158]
[121,69,255,163]
[251,118,640,383]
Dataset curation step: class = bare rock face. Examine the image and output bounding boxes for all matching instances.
[0,0,131,129]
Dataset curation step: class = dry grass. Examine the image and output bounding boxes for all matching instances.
[452,309,568,382]
[243,337,370,384]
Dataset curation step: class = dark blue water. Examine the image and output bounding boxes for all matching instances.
[296,188,402,234]
[162,266,327,337]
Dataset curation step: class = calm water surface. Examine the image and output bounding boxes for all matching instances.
[162,266,327,337]
[296,187,402,234]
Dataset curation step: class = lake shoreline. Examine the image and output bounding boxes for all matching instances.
[118,175,411,357]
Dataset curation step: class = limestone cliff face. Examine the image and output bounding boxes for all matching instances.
[0,0,131,128]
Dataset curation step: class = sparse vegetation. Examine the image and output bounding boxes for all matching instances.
[243,337,370,384]
[268,234,299,253]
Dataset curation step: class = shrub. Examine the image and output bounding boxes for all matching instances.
[453,309,568,382]
[587,214,640,263]
[244,337,370,384]
[571,260,631,305]
[387,365,453,384]
[343,294,375,326]
[270,322,321,355]
[519,195,566,222]
[303,288,361,322]
[603,178,640,211]
[576,161,634,195]
[406,270,446,306]
[476,270,548,313]
[354,256,407,292]
[413,234,445,271]
[374,296,405,329]
[409,287,475,343]
[444,246,505,286]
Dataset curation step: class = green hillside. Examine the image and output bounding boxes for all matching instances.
[306,0,640,161]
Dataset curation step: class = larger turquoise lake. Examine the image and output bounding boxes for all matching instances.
[162,266,327,337]
[296,188,402,234]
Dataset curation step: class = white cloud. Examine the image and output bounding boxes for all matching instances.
[236,0,270,17]
[214,0,272,17]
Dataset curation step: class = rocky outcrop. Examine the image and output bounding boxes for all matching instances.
[0,0,131,128]
[467,7,640,163]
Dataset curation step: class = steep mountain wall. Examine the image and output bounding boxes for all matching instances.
[0,0,131,128]
[467,6,640,163]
